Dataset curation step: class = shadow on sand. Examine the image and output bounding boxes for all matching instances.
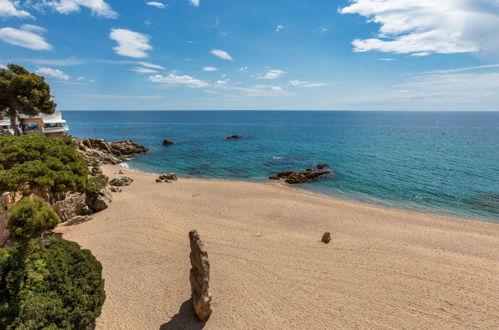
[159,299,206,330]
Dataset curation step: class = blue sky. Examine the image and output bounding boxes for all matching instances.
[1,0,499,110]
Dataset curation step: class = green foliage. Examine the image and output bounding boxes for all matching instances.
[0,135,89,194]
[86,175,107,193]
[0,237,105,329]
[6,197,60,244]
[0,64,56,135]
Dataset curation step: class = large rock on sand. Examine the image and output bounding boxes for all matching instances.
[110,176,134,187]
[189,230,212,321]
[85,188,113,212]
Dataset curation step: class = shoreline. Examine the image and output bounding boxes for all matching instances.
[120,161,497,225]
[56,164,499,329]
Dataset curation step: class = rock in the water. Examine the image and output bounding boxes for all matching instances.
[468,193,499,214]
[321,232,331,244]
[189,230,212,321]
[73,138,148,165]
[163,139,175,146]
[85,187,112,212]
[316,163,330,170]
[110,176,134,187]
[270,168,332,184]
[226,134,245,140]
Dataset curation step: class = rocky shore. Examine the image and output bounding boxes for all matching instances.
[73,138,149,165]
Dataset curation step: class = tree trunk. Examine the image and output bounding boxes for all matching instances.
[10,114,20,136]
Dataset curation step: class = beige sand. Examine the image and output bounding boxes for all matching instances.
[56,165,499,330]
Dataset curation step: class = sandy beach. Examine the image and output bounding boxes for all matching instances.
[56,165,499,330]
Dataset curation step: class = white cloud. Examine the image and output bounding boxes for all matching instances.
[110,28,152,58]
[44,0,117,18]
[320,27,328,33]
[420,64,499,74]
[377,58,397,62]
[138,61,164,69]
[238,66,248,73]
[256,69,285,80]
[149,73,208,88]
[14,57,85,66]
[0,0,33,18]
[19,24,46,33]
[215,84,288,97]
[131,67,158,74]
[202,66,218,72]
[210,49,233,61]
[81,94,165,99]
[289,80,327,87]
[146,1,167,9]
[339,0,499,56]
[276,25,284,32]
[189,0,199,6]
[36,67,70,80]
[0,26,52,50]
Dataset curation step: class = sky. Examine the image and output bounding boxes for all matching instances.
[1,0,499,111]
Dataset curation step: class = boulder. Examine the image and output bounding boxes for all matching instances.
[321,232,331,244]
[110,186,122,193]
[226,134,245,140]
[91,167,103,176]
[189,230,212,321]
[110,176,134,187]
[155,178,163,183]
[85,188,113,212]
[52,193,91,222]
[163,139,175,146]
[159,173,178,181]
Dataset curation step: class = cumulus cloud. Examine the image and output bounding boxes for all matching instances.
[339,0,499,56]
[256,69,285,80]
[110,28,152,58]
[0,0,33,18]
[43,0,117,18]
[149,73,208,88]
[202,66,218,72]
[146,1,167,9]
[36,67,70,80]
[289,80,327,87]
[189,0,199,6]
[276,25,284,32]
[210,49,233,61]
[0,25,52,50]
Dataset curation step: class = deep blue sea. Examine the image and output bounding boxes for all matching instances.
[63,111,499,222]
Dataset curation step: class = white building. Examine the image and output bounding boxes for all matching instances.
[0,112,69,137]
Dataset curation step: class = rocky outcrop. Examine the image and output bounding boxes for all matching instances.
[163,139,175,146]
[85,187,113,212]
[52,193,91,222]
[321,232,331,244]
[269,165,332,184]
[189,230,212,321]
[157,173,178,183]
[226,134,245,140]
[73,138,148,165]
[316,163,330,170]
[110,176,134,187]
[0,192,14,246]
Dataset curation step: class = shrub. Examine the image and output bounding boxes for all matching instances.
[0,237,105,329]
[85,175,107,193]
[0,135,89,195]
[6,197,60,244]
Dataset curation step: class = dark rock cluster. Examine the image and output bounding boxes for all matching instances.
[156,173,178,183]
[269,163,332,184]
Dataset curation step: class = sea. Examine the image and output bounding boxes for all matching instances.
[63,111,499,222]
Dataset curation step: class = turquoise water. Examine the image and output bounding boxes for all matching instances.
[64,111,499,222]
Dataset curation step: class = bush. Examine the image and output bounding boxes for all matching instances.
[85,175,107,193]
[6,197,60,244]
[0,135,88,195]
[0,237,106,329]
